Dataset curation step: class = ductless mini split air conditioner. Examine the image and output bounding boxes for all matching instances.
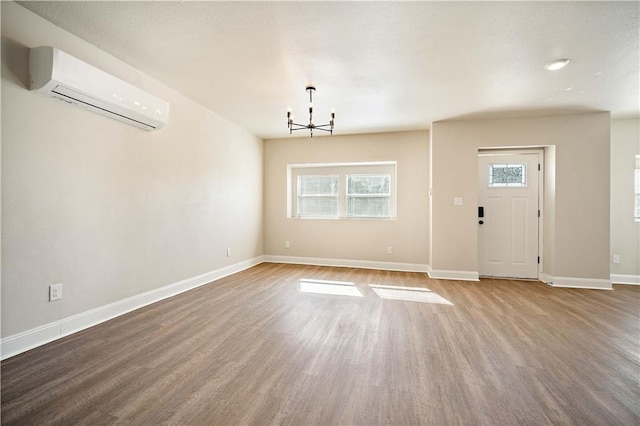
[29,46,169,131]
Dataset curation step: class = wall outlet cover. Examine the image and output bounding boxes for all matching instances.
[49,284,62,301]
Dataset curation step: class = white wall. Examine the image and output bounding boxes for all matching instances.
[264,131,429,270]
[1,2,264,341]
[430,112,611,288]
[611,118,640,283]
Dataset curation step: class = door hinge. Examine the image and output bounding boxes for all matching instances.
[537,256,540,264]
[538,210,540,218]
[538,163,541,171]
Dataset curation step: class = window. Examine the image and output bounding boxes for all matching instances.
[635,155,640,221]
[288,162,396,219]
[297,175,338,218]
[488,163,527,187]
[347,174,391,217]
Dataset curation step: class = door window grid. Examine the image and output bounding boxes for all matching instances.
[488,163,527,187]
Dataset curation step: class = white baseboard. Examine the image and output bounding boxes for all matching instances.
[427,268,480,281]
[263,255,429,273]
[610,274,640,285]
[3,256,620,360]
[539,273,553,285]
[0,256,264,360]
[543,275,612,290]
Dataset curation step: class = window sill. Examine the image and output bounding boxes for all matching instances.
[289,216,397,221]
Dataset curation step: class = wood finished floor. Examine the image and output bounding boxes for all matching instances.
[2,263,639,425]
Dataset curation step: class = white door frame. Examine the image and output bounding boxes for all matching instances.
[478,149,544,279]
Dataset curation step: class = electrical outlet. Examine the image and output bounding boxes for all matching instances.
[49,284,62,301]
[612,255,620,264]
[285,241,290,249]
[226,248,231,257]
[387,246,393,254]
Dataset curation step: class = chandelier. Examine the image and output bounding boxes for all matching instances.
[287,86,335,137]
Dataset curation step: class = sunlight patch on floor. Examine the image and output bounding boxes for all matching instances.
[369,284,453,305]
[299,278,363,297]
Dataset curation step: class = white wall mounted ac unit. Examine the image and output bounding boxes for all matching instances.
[29,46,169,131]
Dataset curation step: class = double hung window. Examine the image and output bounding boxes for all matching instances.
[297,175,338,218]
[288,162,396,219]
[346,174,391,217]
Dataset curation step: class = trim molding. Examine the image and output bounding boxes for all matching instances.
[542,275,612,290]
[263,255,429,273]
[611,274,640,285]
[426,268,480,281]
[3,256,620,359]
[539,273,553,285]
[1,256,264,360]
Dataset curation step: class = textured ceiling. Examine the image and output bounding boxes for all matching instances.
[17,1,640,139]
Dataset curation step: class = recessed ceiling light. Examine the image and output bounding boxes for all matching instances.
[545,59,570,71]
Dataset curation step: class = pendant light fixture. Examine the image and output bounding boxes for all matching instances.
[287,86,335,137]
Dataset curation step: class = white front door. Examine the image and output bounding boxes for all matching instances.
[478,152,540,279]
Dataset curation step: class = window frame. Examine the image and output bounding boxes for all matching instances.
[287,161,397,220]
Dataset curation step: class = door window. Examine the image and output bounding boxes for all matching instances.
[488,163,527,187]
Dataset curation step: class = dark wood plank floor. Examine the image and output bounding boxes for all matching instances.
[2,263,639,425]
